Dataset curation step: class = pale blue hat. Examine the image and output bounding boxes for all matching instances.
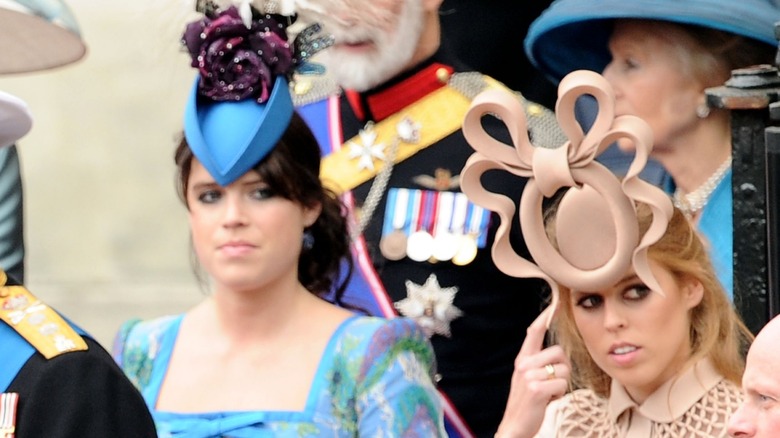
[525,0,780,83]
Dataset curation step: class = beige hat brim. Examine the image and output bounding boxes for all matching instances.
[0,6,86,75]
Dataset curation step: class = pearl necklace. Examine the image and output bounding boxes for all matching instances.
[673,156,732,217]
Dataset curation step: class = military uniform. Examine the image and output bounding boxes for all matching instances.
[0,270,156,437]
[296,46,556,437]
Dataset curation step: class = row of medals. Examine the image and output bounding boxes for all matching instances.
[378,188,484,265]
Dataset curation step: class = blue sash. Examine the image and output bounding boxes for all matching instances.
[0,321,34,392]
[0,319,88,391]
[298,100,394,317]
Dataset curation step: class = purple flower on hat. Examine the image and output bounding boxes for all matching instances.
[182,6,293,103]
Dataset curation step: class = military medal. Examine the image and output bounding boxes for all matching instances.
[407,230,434,262]
[432,231,460,262]
[407,190,436,262]
[432,191,459,261]
[452,197,488,266]
[0,392,18,438]
[379,188,409,261]
[452,233,479,266]
[394,274,463,338]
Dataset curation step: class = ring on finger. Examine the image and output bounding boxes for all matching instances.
[545,363,556,380]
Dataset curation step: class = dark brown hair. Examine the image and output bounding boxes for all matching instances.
[174,112,355,306]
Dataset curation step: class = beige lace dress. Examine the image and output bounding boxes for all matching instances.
[535,359,742,437]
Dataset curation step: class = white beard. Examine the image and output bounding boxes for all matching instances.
[314,0,425,92]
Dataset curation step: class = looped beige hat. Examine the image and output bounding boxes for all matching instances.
[0,0,86,74]
[460,70,673,323]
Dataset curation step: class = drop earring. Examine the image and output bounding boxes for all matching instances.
[302,229,315,250]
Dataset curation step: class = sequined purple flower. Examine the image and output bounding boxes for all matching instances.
[182,6,293,103]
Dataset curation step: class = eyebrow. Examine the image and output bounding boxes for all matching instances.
[190,180,219,191]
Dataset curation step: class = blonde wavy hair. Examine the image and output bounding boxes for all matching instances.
[547,202,753,397]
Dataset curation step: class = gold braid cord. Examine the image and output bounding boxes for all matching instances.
[459,70,673,323]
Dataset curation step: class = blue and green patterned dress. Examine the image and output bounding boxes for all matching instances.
[112,314,446,437]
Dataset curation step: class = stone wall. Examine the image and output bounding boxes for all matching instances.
[1,1,206,346]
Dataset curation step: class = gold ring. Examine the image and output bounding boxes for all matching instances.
[545,364,556,380]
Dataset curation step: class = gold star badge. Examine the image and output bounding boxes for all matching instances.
[395,274,463,338]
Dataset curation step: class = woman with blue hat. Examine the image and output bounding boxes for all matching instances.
[524,0,780,301]
[112,1,446,436]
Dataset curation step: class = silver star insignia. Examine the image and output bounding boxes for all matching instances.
[395,274,463,338]
[347,123,385,171]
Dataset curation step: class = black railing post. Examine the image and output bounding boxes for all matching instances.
[706,62,780,334]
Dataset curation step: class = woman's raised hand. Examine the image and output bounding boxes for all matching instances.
[494,306,570,438]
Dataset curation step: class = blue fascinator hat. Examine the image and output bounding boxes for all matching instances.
[181,2,332,186]
[525,0,780,83]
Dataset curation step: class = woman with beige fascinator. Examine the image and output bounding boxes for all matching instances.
[460,70,752,437]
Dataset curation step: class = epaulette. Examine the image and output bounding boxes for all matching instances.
[313,71,566,195]
[0,270,87,359]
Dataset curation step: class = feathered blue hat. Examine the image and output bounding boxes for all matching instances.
[180,3,332,186]
[525,0,780,83]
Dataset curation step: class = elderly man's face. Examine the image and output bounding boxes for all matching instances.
[728,321,780,437]
[297,0,424,91]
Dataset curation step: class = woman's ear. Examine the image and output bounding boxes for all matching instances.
[683,277,704,310]
[303,202,322,228]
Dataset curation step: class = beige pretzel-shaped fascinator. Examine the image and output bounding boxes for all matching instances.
[460,70,673,323]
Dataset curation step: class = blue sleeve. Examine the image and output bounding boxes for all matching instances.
[354,317,446,436]
[111,318,156,394]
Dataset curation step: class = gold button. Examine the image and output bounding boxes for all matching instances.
[435,67,450,84]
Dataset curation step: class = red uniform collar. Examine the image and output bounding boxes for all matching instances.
[345,63,455,123]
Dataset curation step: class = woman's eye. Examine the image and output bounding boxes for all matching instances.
[198,190,221,204]
[611,55,638,72]
[251,187,275,200]
[624,285,651,301]
[577,295,603,309]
